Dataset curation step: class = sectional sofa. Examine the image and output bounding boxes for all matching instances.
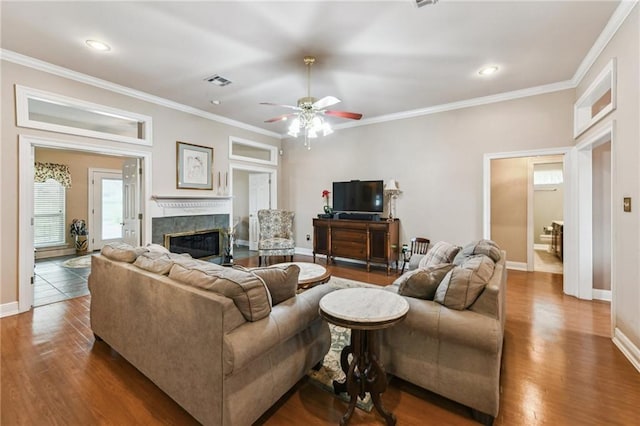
[88,244,333,425]
[380,241,507,425]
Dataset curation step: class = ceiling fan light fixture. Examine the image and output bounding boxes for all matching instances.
[322,122,334,136]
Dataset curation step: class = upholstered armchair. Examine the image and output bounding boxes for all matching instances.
[257,209,295,266]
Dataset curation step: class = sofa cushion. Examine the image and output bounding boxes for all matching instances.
[145,243,171,254]
[453,239,501,265]
[419,241,461,268]
[248,264,300,305]
[133,252,194,275]
[101,242,148,263]
[396,264,455,300]
[169,263,272,321]
[133,251,174,275]
[434,255,495,310]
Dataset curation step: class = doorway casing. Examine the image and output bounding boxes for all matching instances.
[18,134,152,313]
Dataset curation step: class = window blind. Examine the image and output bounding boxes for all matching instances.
[34,179,66,247]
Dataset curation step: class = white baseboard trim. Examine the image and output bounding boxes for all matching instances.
[35,247,75,260]
[612,328,640,373]
[295,247,315,257]
[0,302,19,318]
[506,261,528,271]
[534,243,550,250]
[592,289,612,301]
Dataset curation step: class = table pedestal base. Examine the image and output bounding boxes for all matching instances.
[332,329,396,426]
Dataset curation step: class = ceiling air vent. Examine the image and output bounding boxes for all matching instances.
[205,75,232,87]
[415,0,438,8]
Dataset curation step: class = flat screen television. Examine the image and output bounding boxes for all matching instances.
[332,180,384,213]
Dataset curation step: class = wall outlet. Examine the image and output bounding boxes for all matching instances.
[306,234,310,241]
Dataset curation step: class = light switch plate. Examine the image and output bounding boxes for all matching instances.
[623,197,631,212]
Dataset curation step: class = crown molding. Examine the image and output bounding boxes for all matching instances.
[0,49,282,140]
[3,1,635,139]
[572,0,638,86]
[333,80,575,131]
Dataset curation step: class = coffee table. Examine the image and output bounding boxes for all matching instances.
[319,287,409,426]
[270,261,331,290]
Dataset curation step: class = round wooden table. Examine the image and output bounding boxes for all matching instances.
[319,288,409,426]
[270,261,332,290]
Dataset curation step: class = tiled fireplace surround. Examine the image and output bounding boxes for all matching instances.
[151,197,231,248]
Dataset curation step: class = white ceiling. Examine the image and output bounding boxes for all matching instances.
[1,1,621,136]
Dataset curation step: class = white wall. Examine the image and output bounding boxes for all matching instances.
[282,89,575,251]
[1,60,280,305]
[575,6,639,357]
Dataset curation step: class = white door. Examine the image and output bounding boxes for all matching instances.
[249,173,271,251]
[122,159,141,247]
[90,170,123,250]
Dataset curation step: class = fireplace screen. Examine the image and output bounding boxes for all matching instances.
[163,229,221,259]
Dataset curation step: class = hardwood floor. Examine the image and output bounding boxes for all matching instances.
[2,255,639,425]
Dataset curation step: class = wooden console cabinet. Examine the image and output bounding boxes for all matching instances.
[312,218,400,275]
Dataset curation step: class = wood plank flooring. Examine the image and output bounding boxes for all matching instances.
[2,255,639,425]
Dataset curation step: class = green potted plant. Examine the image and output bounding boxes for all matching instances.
[70,219,89,255]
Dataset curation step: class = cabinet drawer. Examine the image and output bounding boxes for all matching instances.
[332,229,367,243]
[332,241,367,259]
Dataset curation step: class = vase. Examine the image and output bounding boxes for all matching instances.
[323,205,332,214]
[75,235,88,255]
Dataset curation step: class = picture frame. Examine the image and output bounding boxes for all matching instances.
[176,141,213,190]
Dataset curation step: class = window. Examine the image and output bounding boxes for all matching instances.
[533,169,563,186]
[34,178,66,247]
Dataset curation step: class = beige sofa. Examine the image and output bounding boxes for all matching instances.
[380,244,506,425]
[89,247,333,426]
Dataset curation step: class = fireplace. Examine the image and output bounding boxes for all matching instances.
[164,228,222,259]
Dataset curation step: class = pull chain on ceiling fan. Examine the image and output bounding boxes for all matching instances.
[261,56,363,150]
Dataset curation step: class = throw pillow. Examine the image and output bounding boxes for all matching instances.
[434,256,494,310]
[397,264,455,300]
[453,239,501,265]
[419,241,461,268]
[249,264,300,305]
[101,242,148,263]
[169,263,272,322]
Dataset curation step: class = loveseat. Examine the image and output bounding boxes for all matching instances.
[88,243,333,425]
[380,240,506,425]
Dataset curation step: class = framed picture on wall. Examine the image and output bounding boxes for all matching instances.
[176,141,213,190]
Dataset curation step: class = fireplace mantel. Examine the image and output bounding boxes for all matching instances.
[152,195,232,217]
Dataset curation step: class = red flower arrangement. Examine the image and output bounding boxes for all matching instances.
[322,190,332,213]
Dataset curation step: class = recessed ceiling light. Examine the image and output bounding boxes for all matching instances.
[210,100,221,105]
[85,40,111,51]
[478,66,499,76]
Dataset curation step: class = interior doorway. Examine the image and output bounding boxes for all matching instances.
[18,135,152,313]
[230,163,277,256]
[530,157,564,274]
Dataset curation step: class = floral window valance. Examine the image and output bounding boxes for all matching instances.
[34,162,72,188]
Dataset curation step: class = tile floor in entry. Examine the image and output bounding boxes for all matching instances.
[34,255,92,307]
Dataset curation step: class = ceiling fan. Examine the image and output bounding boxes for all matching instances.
[261,56,363,148]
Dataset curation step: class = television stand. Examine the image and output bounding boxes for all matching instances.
[312,217,399,275]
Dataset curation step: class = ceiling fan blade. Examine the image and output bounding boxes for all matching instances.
[313,96,341,109]
[264,113,296,123]
[324,110,363,120]
[260,102,301,111]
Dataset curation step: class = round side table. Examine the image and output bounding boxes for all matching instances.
[319,288,409,426]
[270,261,331,290]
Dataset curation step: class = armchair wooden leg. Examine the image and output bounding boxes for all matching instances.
[259,256,262,266]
